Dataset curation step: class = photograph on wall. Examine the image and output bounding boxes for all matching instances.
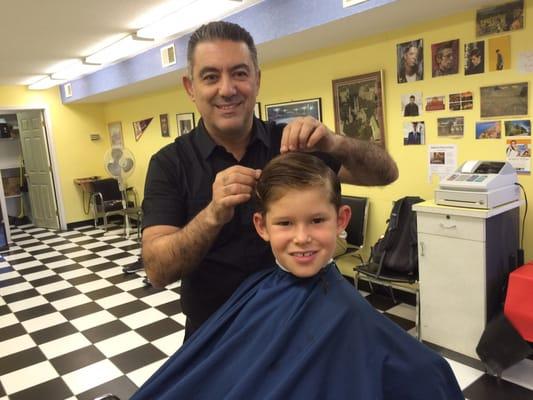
[403,121,425,145]
[431,39,459,77]
[425,95,446,111]
[401,93,422,116]
[505,119,531,136]
[464,41,485,75]
[332,72,385,145]
[107,121,124,148]
[133,117,153,142]
[176,113,195,136]
[480,82,528,118]
[488,35,511,71]
[476,0,524,37]
[396,39,424,83]
[254,102,261,119]
[475,120,502,139]
[159,114,170,137]
[505,138,531,173]
[449,91,473,111]
[265,98,322,124]
[437,117,464,137]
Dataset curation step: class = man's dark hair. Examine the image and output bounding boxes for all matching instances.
[187,21,258,76]
[470,48,481,58]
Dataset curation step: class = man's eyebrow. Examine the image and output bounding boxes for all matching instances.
[198,67,219,77]
[197,63,251,78]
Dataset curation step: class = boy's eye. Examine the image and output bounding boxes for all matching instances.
[275,220,291,226]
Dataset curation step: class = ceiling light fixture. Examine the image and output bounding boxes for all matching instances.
[51,59,102,81]
[28,75,67,90]
[85,34,154,65]
[137,0,250,40]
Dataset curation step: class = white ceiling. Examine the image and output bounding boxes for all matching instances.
[1,0,495,102]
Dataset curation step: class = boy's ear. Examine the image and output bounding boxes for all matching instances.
[253,212,270,242]
[337,205,352,235]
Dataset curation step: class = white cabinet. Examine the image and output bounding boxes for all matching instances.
[414,200,519,359]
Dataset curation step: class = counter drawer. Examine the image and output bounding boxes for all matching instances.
[417,212,485,241]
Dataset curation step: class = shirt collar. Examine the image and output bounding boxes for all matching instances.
[195,117,270,160]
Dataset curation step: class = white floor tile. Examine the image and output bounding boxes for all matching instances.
[3,252,31,261]
[32,231,55,239]
[96,266,124,279]
[0,334,36,358]
[0,281,32,296]
[15,238,40,246]
[76,279,112,293]
[62,359,122,395]
[64,249,91,259]
[141,290,180,307]
[41,236,68,245]
[94,331,147,358]
[79,257,110,267]
[152,331,184,356]
[115,278,145,292]
[70,310,116,331]
[0,313,18,329]
[34,250,62,260]
[385,303,416,322]
[0,270,20,281]
[502,358,533,391]
[46,258,77,269]
[58,267,92,280]
[445,358,485,390]
[9,295,48,312]
[112,255,139,266]
[53,243,79,251]
[82,241,108,250]
[51,293,92,311]
[121,308,167,329]
[127,359,166,387]
[0,361,59,394]
[97,248,123,257]
[95,292,137,309]
[23,269,57,281]
[21,312,68,333]
[35,280,72,295]
[24,244,50,252]
[40,333,92,359]
[171,312,187,327]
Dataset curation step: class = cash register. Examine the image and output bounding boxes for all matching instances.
[435,160,519,209]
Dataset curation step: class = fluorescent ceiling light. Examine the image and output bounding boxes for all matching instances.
[137,0,244,39]
[85,34,154,65]
[28,76,66,90]
[51,60,101,80]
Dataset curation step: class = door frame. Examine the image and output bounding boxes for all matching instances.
[0,105,66,230]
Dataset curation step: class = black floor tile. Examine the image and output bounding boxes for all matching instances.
[84,285,123,301]
[0,346,46,375]
[82,320,130,343]
[136,318,184,341]
[77,375,138,400]
[3,288,40,303]
[463,373,533,400]
[156,299,183,317]
[110,343,167,374]
[383,312,416,331]
[43,286,80,302]
[0,275,25,287]
[9,377,73,400]
[0,322,27,341]
[53,263,84,274]
[61,301,103,320]
[35,254,67,264]
[30,274,63,287]
[71,253,100,262]
[50,345,106,375]
[67,273,101,286]
[30,321,79,345]
[108,299,150,318]
[16,265,48,275]
[14,303,57,322]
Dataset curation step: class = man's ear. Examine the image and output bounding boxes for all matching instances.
[253,212,269,242]
[182,75,195,101]
[337,205,351,235]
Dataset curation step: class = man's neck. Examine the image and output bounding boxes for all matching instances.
[204,121,253,161]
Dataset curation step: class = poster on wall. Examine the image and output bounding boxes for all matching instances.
[504,119,531,136]
[476,0,524,37]
[431,39,460,77]
[464,41,485,75]
[401,93,422,116]
[396,39,424,83]
[403,121,425,145]
[480,82,528,118]
[437,117,464,137]
[475,120,502,139]
[133,117,153,142]
[505,138,531,173]
[488,35,511,71]
[428,144,457,183]
[160,114,170,137]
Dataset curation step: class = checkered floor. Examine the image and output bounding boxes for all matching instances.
[1,224,532,399]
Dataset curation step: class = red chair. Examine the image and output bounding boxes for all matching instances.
[504,262,533,342]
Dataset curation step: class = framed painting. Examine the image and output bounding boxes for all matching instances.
[265,98,322,124]
[107,121,124,148]
[332,71,385,147]
[480,82,528,118]
[176,113,195,136]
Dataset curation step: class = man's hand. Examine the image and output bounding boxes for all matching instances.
[281,116,336,153]
[207,165,261,226]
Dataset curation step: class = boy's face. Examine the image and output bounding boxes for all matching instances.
[253,187,350,278]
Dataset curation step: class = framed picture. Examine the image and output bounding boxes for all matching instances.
[254,102,262,119]
[160,114,170,137]
[480,82,528,118]
[476,0,524,37]
[403,121,425,145]
[425,95,446,111]
[464,41,485,75]
[476,120,502,139]
[504,119,531,136]
[437,117,464,137]
[401,92,422,117]
[107,121,124,148]
[396,39,423,83]
[176,112,195,136]
[488,36,510,71]
[431,39,459,77]
[332,71,385,146]
[449,91,473,111]
[265,98,322,124]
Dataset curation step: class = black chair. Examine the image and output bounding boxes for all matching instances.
[89,178,139,232]
[334,195,369,264]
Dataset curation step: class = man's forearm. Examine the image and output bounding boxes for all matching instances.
[142,207,224,288]
[333,136,398,186]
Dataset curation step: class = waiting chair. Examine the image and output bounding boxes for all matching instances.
[334,195,369,264]
[89,178,139,232]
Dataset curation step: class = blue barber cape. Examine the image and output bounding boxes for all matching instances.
[132,263,462,399]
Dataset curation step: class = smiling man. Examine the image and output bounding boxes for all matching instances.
[141,21,398,339]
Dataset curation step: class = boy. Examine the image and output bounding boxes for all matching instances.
[132,153,462,399]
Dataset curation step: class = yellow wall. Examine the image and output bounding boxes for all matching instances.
[0,85,108,223]
[2,3,531,267]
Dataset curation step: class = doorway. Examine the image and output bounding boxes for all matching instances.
[0,107,65,237]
